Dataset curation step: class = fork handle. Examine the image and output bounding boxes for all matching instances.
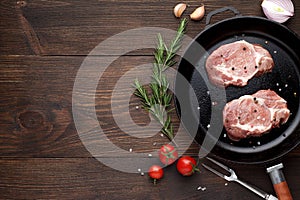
[235,179,277,200]
[267,163,293,200]
[273,181,293,200]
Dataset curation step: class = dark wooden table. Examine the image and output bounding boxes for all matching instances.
[1,0,299,199]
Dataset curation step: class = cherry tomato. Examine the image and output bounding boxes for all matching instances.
[148,165,163,184]
[159,144,178,165]
[176,156,199,176]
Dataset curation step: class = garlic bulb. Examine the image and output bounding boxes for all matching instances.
[261,0,294,23]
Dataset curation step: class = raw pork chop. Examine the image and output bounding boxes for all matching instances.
[206,40,274,87]
[223,89,290,141]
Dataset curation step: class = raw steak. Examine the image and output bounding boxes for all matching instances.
[206,40,274,87]
[223,90,290,141]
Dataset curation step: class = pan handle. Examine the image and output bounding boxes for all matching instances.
[205,6,241,26]
[267,163,293,200]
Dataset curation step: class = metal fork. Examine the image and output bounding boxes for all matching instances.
[202,157,278,200]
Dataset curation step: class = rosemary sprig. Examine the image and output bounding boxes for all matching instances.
[133,18,187,143]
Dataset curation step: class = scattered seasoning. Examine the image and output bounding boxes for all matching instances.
[197,106,200,110]
[265,41,268,44]
[129,148,133,152]
[285,84,288,88]
[148,153,152,157]
[160,133,164,137]
[276,83,279,86]
[294,92,297,97]
[283,133,286,137]
[274,50,277,54]
[244,66,247,70]
[141,172,145,176]
[279,88,282,92]
[138,168,141,172]
[232,67,235,71]
[197,186,207,191]
[254,109,257,113]
[225,183,228,186]
[135,106,139,109]
[224,134,227,138]
[243,47,246,51]
[257,116,261,120]
[153,142,157,146]
[253,146,256,149]
[207,91,210,95]
[207,124,211,128]
[255,65,258,69]
[257,141,261,145]
[212,101,218,106]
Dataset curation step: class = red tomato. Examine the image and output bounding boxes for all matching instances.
[176,156,199,176]
[159,144,178,165]
[148,165,163,183]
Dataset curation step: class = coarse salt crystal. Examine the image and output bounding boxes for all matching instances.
[129,148,133,152]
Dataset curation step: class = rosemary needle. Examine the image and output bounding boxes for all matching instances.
[133,18,187,144]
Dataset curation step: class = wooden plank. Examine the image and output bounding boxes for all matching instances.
[0,55,199,157]
[1,0,299,55]
[0,157,299,200]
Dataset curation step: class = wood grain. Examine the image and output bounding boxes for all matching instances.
[1,0,299,55]
[1,0,300,199]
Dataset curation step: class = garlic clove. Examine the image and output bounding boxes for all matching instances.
[190,5,205,21]
[173,3,187,18]
[261,0,294,23]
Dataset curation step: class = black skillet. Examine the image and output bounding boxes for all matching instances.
[174,7,300,199]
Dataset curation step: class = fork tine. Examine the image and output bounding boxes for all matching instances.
[201,163,226,179]
[206,157,231,172]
